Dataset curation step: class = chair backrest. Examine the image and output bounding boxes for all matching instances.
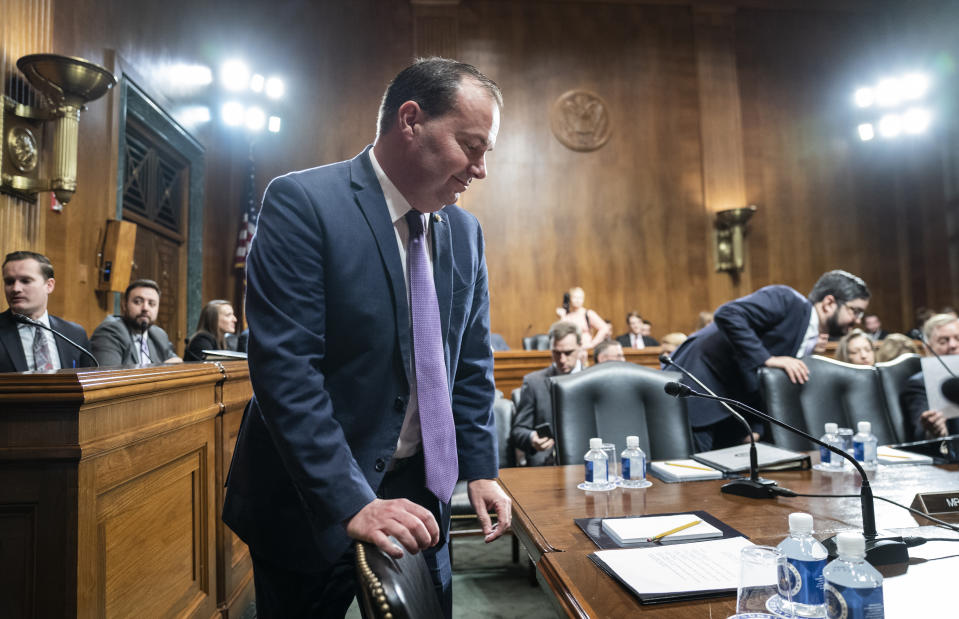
[510,387,522,410]
[522,334,550,351]
[492,396,516,468]
[549,362,692,464]
[758,355,898,450]
[355,539,443,619]
[875,353,921,444]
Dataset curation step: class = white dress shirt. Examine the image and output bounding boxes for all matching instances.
[797,307,820,358]
[369,149,435,460]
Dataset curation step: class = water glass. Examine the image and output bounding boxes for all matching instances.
[733,545,793,617]
[601,442,619,482]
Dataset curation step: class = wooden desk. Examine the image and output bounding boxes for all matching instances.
[0,361,253,619]
[499,464,959,618]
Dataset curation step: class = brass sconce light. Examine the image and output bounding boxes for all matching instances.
[714,205,757,272]
[1,54,117,205]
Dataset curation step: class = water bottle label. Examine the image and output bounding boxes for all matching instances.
[824,582,884,619]
[819,446,831,464]
[585,460,594,482]
[854,442,864,462]
[585,460,607,483]
[622,456,646,480]
[779,557,827,605]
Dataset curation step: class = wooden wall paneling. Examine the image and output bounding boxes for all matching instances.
[462,1,707,346]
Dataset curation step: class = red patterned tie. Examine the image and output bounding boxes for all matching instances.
[406,210,458,503]
[33,326,54,371]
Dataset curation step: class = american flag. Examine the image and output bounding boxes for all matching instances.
[234,156,257,270]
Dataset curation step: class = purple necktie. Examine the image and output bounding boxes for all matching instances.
[406,210,458,503]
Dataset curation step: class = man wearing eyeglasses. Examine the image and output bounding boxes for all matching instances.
[668,270,870,451]
[511,320,583,466]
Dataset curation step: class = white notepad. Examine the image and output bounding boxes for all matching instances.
[877,446,934,465]
[649,459,723,482]
[601,514,724,545]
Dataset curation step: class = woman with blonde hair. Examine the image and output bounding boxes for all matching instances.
[555,286,610,348]
[875,333,919,363]
[836,328,875,366]
[185,300,238,361]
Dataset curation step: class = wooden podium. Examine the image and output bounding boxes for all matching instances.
[0,361,254,619]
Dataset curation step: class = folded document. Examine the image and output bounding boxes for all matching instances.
[649,460,723,482]
[601,514,724,545]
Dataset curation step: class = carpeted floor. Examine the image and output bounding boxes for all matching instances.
[241,534,558,618]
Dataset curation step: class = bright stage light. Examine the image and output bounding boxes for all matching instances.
[268,116,282,133]
[221,60,250,91]
[902,108,931,134]
[245,106,266,131]
[878,114,902,138]
[901,73,930,100]
[854,87,875,108]
[250,74,265,93]
[857,123,875,141]
[222,101,244,126]
[265,77,285,99]
[875,78,901,107]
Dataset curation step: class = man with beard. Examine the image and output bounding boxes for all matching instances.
[90,279,182,367]
[0,251,93,372]
[668,270,870,451]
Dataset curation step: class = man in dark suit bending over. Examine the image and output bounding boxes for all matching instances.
[0,251,92,372]
[669,270,870,451]
[223,58,509,618]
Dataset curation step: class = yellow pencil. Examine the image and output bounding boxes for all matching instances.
[877,451,911,459]
[664,461,715,472]
[650,519,702,541]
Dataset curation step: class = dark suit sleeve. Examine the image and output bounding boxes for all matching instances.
[90,321,128,367]
[55,319,93,368]
[901,374,931,442]
[450,227,498,482]
[713,286,798,374]
[511,377,537,455]
[155,328,179,361]
[246,174,375,528]
[185,332,216,361]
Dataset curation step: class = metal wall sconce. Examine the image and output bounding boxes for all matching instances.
[714,205,757,272]
[1,54,116,205]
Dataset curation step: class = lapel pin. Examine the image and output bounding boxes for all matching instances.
[433,213,443,223]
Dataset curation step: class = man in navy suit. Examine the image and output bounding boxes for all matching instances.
[223,58,509,618]
[0,251,92,372]
[670,270,870,451]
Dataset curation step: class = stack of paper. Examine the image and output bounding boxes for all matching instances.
[649,459,723,482]
[601,514,724,545]
[877,446,934,465]
[692,442,809,473]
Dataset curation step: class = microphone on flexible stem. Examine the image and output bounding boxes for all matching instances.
[659,352,777,499]
[664,381,909,565]
[12,313,99,368]
[908,328,957,379]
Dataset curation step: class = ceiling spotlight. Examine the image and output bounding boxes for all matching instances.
[875,78,901,107]
[857,123,875,141]
[250,74,265,93]
[221,60,250,91]
[878,114,902,138]
[170,63,212,87]
[268,116,282,133]
[265,77,285,99]
[902,107,931,134]
[901,73,930,100]
[178,105,211,125]
[245,106,266,131]
[854,87,875,108]
[221,101,244,126]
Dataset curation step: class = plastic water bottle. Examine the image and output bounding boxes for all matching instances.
[852,422,878,471]
[823,532,884,619]
[619,435,650,488]
[818,423,844,471]
[837,427,854,469]
[777,513,828,617]
[583,438,609,490]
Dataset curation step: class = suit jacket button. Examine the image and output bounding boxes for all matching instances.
[394,397,406,412]
[374,458,386,472]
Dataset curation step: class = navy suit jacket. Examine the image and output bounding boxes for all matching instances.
[0,309,92,372]
[222,147,497,571]
[669,285,812,428]
[510,365,560,466]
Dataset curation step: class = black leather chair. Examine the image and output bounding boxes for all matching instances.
[356,539,443,619]
[549,362,692,464]
[876,353,921,444]
[759,355,899,450]
[522,334,550,351]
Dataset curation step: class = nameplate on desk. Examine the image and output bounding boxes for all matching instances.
[911,490,959,522]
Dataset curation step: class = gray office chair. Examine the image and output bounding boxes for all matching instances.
[759,355,899,450]
[549,362,692,464]
[522,334,550,350]
[875,353,921,444]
